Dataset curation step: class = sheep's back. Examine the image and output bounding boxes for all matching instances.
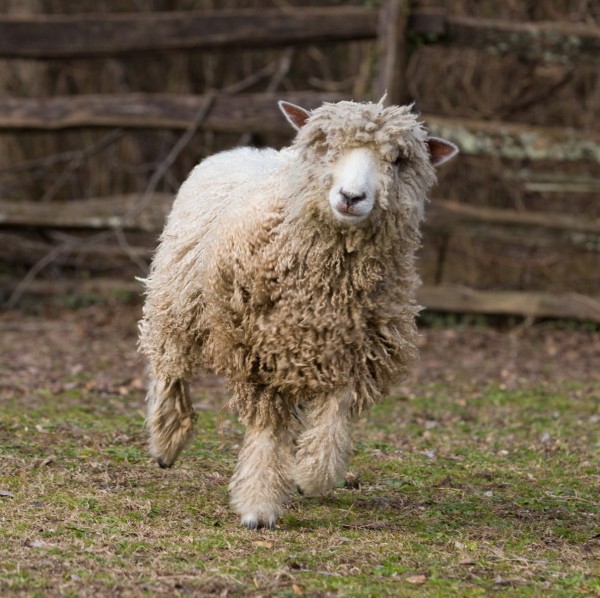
[167,146,288,246]
[139,146,291,374]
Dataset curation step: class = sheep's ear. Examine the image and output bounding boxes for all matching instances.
[278,101,311,131]
[426,137,459,166]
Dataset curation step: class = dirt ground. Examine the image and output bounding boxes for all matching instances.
[1,302,599,406]
[1,301,599,596]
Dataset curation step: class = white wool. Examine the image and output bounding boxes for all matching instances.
[138,99,457,529]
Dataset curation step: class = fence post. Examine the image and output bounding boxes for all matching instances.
[376,0,410,106]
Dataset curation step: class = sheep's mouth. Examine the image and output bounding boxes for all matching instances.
[333,204,370,224]
[336,203,360,216]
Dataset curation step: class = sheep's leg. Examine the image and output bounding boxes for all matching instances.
[293,388,353,496]
[229,425,294,529]
[146,375,196,468]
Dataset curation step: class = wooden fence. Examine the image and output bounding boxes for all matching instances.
[1,1,599,321]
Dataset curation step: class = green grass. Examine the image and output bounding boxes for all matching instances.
[1,383,598,596]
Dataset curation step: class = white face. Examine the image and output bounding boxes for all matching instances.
[327,148,380,225]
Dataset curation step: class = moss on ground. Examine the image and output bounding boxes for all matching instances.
[1,381,598,596]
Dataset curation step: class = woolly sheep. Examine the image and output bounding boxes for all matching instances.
[138,98,458,529]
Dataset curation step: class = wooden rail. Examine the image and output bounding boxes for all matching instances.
[424,14,600,63]
[0,92,343,133]
[1,233,152,271]
[2,275,598,323]
[418,285,600,323]
[0,194,171,232]
[1,92,598,164]
[426,201,600,252]
[2,194,599,254]
[0,8,597,63]
[425,115,600,163]
[0,8,378,58]
[501,170,600,194]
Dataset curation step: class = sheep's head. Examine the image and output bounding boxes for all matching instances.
[279,99,457,228]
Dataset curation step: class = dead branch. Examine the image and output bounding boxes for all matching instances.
[6,96,216,307]
[38,130,124,204]
[126,91,217,223]
[496,68,575,118]
[237,47,295,146]
[0,130,122,176]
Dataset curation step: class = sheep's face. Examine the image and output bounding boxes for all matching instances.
[279,100,458,228]
[327,147,379,224]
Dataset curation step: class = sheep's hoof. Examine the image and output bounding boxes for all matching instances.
[241,514,277,530]
[157,458,173,469]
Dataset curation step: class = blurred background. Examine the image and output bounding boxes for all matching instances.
[0,0,598,322]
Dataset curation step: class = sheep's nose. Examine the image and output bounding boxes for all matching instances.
[340,189,367,206]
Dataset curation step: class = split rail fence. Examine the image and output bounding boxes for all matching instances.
[1,1,599,321]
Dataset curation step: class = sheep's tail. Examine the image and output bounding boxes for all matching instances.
[146,376,196,468]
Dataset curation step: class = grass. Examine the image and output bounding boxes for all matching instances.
[1,381,599,596]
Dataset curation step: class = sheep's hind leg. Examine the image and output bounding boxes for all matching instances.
[229,426,294,529]
[293,388,353,496]
[146,375,196,468]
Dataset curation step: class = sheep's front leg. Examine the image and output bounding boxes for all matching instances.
[293,388,353,496]
[229,425,294,529]
[146,375,196,468]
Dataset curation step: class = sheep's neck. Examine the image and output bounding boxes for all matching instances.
[274,203,419,298]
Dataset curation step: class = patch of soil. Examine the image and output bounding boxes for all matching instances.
[1,303,599,407]
[412,324,600,392]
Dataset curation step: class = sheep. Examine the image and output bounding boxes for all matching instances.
[138,98,458,529]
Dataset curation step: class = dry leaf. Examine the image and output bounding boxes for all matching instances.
[0,490,15,498]
[252,540,273,549]
[406,574,427,585]
[41,455,56,466]
[291,584,304,595]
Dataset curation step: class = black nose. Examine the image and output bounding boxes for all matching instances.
[340,189,366,206]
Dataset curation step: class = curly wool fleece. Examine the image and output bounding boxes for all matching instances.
[139,100,437,428]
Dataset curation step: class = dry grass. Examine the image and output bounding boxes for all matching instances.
[1,301,599,596]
